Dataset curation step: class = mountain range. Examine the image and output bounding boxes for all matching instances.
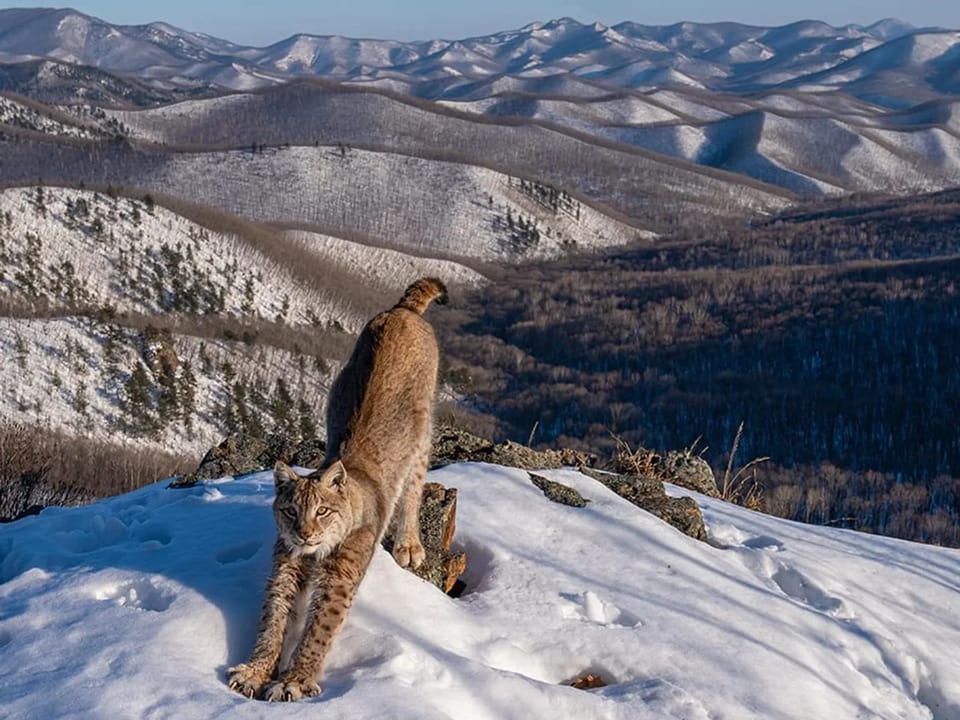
[2,9,960,197]
[0,9,956,104]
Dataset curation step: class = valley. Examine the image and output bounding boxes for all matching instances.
[0,9,958,547]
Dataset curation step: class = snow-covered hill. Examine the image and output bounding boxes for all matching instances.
[1,463,958,718]
[3,10,959,196]
[0,185,481,454]
[0,136,668,257]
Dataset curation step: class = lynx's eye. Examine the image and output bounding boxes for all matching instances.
[315,507,332,518]
[281,507,297,519]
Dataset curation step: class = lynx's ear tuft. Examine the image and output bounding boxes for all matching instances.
[320,461,348,491]
[274,461,299,486]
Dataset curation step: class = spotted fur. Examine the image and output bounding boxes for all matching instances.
[228,278,446,701]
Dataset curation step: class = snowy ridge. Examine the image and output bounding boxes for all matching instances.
[0,315,333,457]
[0,93,99,138]
[3,11,960,195]
[1,463,958,718]
[0,185,485,454]
[0,10,956,103]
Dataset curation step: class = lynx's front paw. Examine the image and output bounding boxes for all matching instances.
[263,677,321,702]
[392,539,426,569]
[227,662,271,699]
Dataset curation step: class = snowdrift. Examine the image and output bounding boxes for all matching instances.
[1,463,958,719]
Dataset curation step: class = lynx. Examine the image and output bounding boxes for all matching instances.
[227,277,447,702]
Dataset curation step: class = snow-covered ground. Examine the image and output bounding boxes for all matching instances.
[1,463,957,719]
[0,184,490,455]
[114,146,641,261]
[0,95,99,139]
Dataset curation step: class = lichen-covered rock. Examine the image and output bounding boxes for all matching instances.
[662,451,719,497]
[170,434,324,488]
[431,423,596,470]
[382,482,465,594]
[579,467,707,542]
[431,424,493,468]
[289,438,327,470]
[529,473,589,507]
[614,445,719,498]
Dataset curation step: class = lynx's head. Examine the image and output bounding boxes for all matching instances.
[273,461,352,557]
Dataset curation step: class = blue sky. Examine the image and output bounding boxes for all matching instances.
[7,1,959,45]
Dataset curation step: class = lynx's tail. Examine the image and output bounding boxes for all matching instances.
[396,277,448,315]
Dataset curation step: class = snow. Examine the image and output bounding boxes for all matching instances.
[0,96,100,139]
[286,230,485,291]
[1,463,958,719]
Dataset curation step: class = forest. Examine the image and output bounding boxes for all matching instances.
[437,189,960,546]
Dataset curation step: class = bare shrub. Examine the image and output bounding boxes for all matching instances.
[0,421,194,520]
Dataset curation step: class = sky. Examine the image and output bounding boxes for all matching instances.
[3,1,959,45]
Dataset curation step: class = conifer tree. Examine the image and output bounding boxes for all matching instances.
[297,398,317,441]
[122,363,157,436]
[270,378,295,436]
[178,361,197,432]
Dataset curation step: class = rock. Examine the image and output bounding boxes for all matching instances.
[615,445,719,498]
[289,438,327,469]
[430,424,494,468]
[419,483,459,552]
[141,326,179,377]
[662,451,720,497]
[170,433,323,488]
[382,482,465,594]
[579,467,707,542]
[431,423,596,470]
[529,473,589,507]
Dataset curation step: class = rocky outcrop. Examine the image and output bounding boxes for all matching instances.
[170,434,325,488]
[141,326,179,377]
[660,451,719,497]
[383,482,466,595]
[614,446,719,498]
[175,426,706,595]
[432,424,596,470]
[529,473,589,508]
[579,467,707,542]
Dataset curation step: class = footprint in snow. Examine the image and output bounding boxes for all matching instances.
[605,677,711,720]
[560,591,643,628]
[770,564,844,614]
[707,522,784,551]
[215,541,262,565]
[94,578,175,612]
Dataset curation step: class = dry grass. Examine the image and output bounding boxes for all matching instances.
[611,433,660,477]
[720,422,768,511]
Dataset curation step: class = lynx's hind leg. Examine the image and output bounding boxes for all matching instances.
[391,451,428,569]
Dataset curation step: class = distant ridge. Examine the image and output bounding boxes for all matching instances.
[0,9,955,104]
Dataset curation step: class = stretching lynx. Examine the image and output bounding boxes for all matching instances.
[227,277,447,702]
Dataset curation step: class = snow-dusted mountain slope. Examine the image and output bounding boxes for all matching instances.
[0,185,481,454]
[0,135,682,256]
[4,9,957,196]
[1,463,958,719]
